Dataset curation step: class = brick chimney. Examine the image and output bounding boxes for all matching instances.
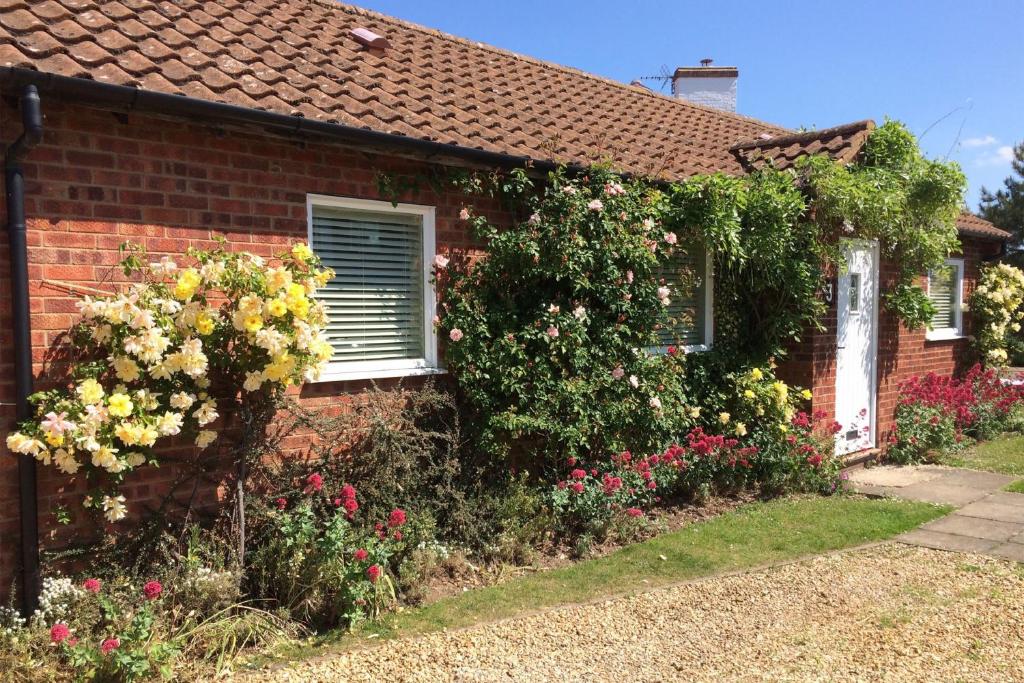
[672,59,738,112]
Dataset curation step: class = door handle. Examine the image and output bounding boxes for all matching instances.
[837,345,846,349]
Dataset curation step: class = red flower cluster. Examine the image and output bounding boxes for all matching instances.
[82,578,101,593]
[353,548,368,561]
[50,623,70,644]
[898,364,1023,431]
[388,508,407,539]
[100,638,120,655]
[143,580,163,601]
[274,497,288,511]
[366,564,381,583]
[336,483,358,519]
[602,473,623,495]
[304,472,324,494]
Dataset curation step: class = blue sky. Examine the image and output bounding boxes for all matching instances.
[357,0,1023,207]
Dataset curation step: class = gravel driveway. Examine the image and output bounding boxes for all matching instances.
[249,544,1024,682]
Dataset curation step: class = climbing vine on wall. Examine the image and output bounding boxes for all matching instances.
[798,121,966,330]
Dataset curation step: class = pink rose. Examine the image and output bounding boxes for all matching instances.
[458,208,470,221]
[611,366,625,380]
[434,254,450,269]
[626,270,634,284]
[449,328,464,342]
[587,199,604,212]
[664,232,677,245]
[546,326,559,338]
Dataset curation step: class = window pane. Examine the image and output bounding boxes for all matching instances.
[928,264,957,329]
[656,245,707,347]
[311,205,424,363]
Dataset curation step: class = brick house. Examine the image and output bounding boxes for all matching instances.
[0,0,1010,604]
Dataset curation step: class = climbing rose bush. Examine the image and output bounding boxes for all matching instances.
[970,262,1024,366]
[436,168,699,466]
[5,241,334,522]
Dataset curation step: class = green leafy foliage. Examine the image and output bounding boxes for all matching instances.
[439,168,697,468]
[799,120,966,330]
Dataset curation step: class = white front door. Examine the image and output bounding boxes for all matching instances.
[835,240,878,456]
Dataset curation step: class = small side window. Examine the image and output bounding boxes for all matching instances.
[926,258,964,340]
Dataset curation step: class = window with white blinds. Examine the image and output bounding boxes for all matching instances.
[927,258,964,339]
[655,245,712,349]
[307,195,438,380]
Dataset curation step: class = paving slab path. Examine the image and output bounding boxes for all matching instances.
[846,464,1024,562]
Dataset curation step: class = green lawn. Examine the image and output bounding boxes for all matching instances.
[1006,480,1024,494]
[259,495,947,665]
[944,434,1024,477]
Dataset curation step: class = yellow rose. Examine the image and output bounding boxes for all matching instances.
[76,378,105,404]
[266,298,288,318]
[688,406,701,418]
[734,422,747,437]
[195,313,215,336]
[743,389,756,400]
[289,297,310,320]
[750,368,763,381]
[45,432,64,447]
[718,412,730,424]
[173,269,201,301]
[112,356,141,383]
[108,392,134,417]
[291,243,314,262]
[115,422,140,445]
[243,314,263,333]
[801,389,813,400]
[265,267,292,294]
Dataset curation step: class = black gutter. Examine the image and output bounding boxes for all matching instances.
[1,68,588,175]
[5,84,42,618]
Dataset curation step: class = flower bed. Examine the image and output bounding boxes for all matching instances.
[887,364,1024,463]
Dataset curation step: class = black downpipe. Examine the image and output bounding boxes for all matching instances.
[5,84,43,617]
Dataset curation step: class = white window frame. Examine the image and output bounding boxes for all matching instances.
[926,257,965,341]
[306,194,443,382]
[653,246,714,354]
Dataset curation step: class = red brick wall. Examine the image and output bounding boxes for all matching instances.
[779,238,1001,452]
[0,97,512,593]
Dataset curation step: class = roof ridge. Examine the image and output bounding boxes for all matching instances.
[731,119,875,151]
[310,0,790,135]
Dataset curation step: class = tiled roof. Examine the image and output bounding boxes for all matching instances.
[0,0,792,179]
[730,120,876,171]
[956,212,1012,241]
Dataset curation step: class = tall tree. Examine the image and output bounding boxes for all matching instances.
[979,141,1024,259]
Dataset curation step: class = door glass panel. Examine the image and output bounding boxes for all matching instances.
[848,273,860,312]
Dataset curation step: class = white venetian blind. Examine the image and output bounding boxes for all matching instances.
[656,246,707,347]
[311,204,425,363]
[928,264,957,329]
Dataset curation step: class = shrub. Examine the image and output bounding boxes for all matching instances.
[245,483,405,628]
[888,364,1024,463]
[438,168,697,468]
[970,262,1024,366]
[5,241,334,523]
